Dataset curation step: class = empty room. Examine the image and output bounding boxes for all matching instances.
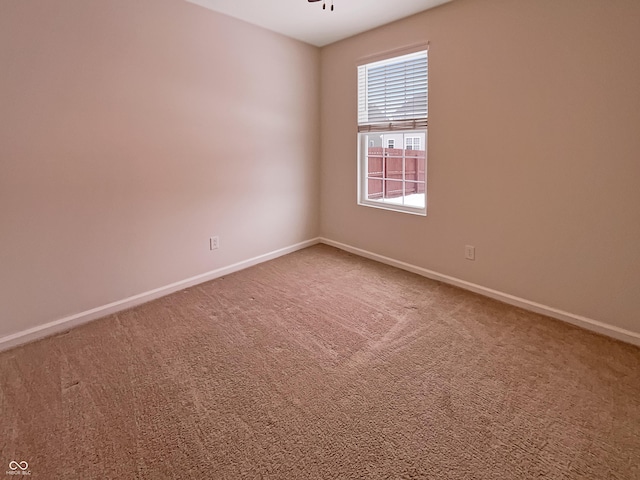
[1,0,639,478]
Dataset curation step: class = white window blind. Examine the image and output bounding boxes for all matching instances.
[358,50,428,132]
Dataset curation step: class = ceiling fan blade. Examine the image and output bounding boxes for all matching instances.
[308,0,322,2]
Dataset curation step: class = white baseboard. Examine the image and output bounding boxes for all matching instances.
[3,236,638,352]
[319,237,640,347]
[0,238,321,352]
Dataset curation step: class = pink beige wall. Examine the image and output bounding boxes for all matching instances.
[320,0,640,334]
[0,0,320,338]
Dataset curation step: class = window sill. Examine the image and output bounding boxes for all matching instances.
[357,200,427,217]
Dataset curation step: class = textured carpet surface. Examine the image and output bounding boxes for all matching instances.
[1,244,639,479]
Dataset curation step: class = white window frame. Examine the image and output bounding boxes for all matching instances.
[357,131,427,216]
[357,48,428,216]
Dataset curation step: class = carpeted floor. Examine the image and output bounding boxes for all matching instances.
[1,244,639,479]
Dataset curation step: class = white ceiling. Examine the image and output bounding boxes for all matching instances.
[185,0,452,47]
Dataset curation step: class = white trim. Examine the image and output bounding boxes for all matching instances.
[0,238,321,352]
[319,238,640,347]
[358,198,427,216]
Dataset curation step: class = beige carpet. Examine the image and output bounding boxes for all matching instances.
[1,244,639,479]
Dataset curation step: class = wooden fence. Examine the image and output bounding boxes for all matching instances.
[367,147,426,200]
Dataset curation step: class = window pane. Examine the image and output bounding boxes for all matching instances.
[403,182,425,207]
[367,148,383,178]
[367,178,383,200]
[385,155,403,179]
[361,130,426,212]
[384,180,404,199]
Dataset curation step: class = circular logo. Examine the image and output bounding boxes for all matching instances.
[8,461,29,471]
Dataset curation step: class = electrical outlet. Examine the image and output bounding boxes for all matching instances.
[210,236,219,250]
[465,245,475,261]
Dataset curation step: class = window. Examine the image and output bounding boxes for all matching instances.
[405,136,421,151]
[357,49,428,215]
